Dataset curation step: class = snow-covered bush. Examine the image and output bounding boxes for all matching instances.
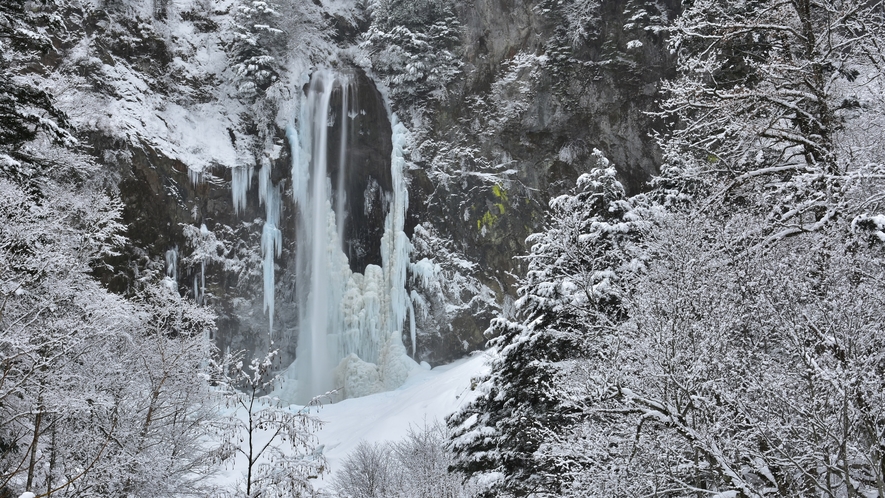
[333,441,395,498]
[389,422,464,497]
[334,422,469,498]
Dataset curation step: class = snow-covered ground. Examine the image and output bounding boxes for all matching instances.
[311,352,488,488]
[213,352,489,493]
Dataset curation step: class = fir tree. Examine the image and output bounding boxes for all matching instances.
[448,152,650,497]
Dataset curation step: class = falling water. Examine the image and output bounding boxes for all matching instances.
[294,71,338,400]
[289,69,415,403]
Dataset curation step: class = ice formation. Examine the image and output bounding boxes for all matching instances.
[231,165,253,215]
[259,157,282,336]
[165,246,179,281]
[289,70,416,403]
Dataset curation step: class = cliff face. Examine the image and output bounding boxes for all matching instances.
[401,0,680,362]
[47,0,678,368]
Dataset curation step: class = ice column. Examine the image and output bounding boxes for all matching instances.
[259,158,282,336]
[165,247,179,282]
[232,165,253,215]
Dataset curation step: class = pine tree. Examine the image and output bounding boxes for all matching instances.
[227,0,285,99]
[361,0,462,107]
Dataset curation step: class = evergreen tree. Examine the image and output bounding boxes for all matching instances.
[448,152,650,497]
[361,0,462,108]
[227,0,285,99]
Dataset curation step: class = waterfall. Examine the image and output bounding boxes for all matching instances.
[288,69,416,404]
[293,70,339,401]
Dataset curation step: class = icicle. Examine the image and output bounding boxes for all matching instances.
[287,125,308,211]
[407,292,417,357]
[188,167,203,186]
[232,165,253,215]
[165,246,179,281]
[382,116,413,340]
[259,158,281,336]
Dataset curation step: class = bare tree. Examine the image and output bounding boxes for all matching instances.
[212,350,327,498]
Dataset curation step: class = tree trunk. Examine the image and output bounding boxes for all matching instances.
[26,409,42,491]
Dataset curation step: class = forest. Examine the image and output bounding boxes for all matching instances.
[2,0,885,497]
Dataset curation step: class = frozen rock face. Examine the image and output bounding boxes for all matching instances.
[76,0,680,374]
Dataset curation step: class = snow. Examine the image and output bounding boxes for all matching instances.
[311,353,488,489]
[211,353,488,492]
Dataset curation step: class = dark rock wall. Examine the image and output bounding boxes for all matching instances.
[403,0,680,363]
[325,71,394,274]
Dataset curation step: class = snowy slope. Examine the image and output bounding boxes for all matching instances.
[213,352,489,493]
[311,352,489,488]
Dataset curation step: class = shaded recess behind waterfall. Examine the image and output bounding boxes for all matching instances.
[322,72,393,274]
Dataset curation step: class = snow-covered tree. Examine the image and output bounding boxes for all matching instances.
[227,0,285,99]
[448,152,650,497]
[659,0,885,241]
[1,5,222,495]
[0,170,220,497]
[548,207,885,497]
[212,349,327,498]
[361,0,462,108]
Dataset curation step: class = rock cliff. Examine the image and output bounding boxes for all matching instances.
[48,0,679,369]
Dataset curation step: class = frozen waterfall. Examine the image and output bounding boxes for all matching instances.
[289,70,416,404]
